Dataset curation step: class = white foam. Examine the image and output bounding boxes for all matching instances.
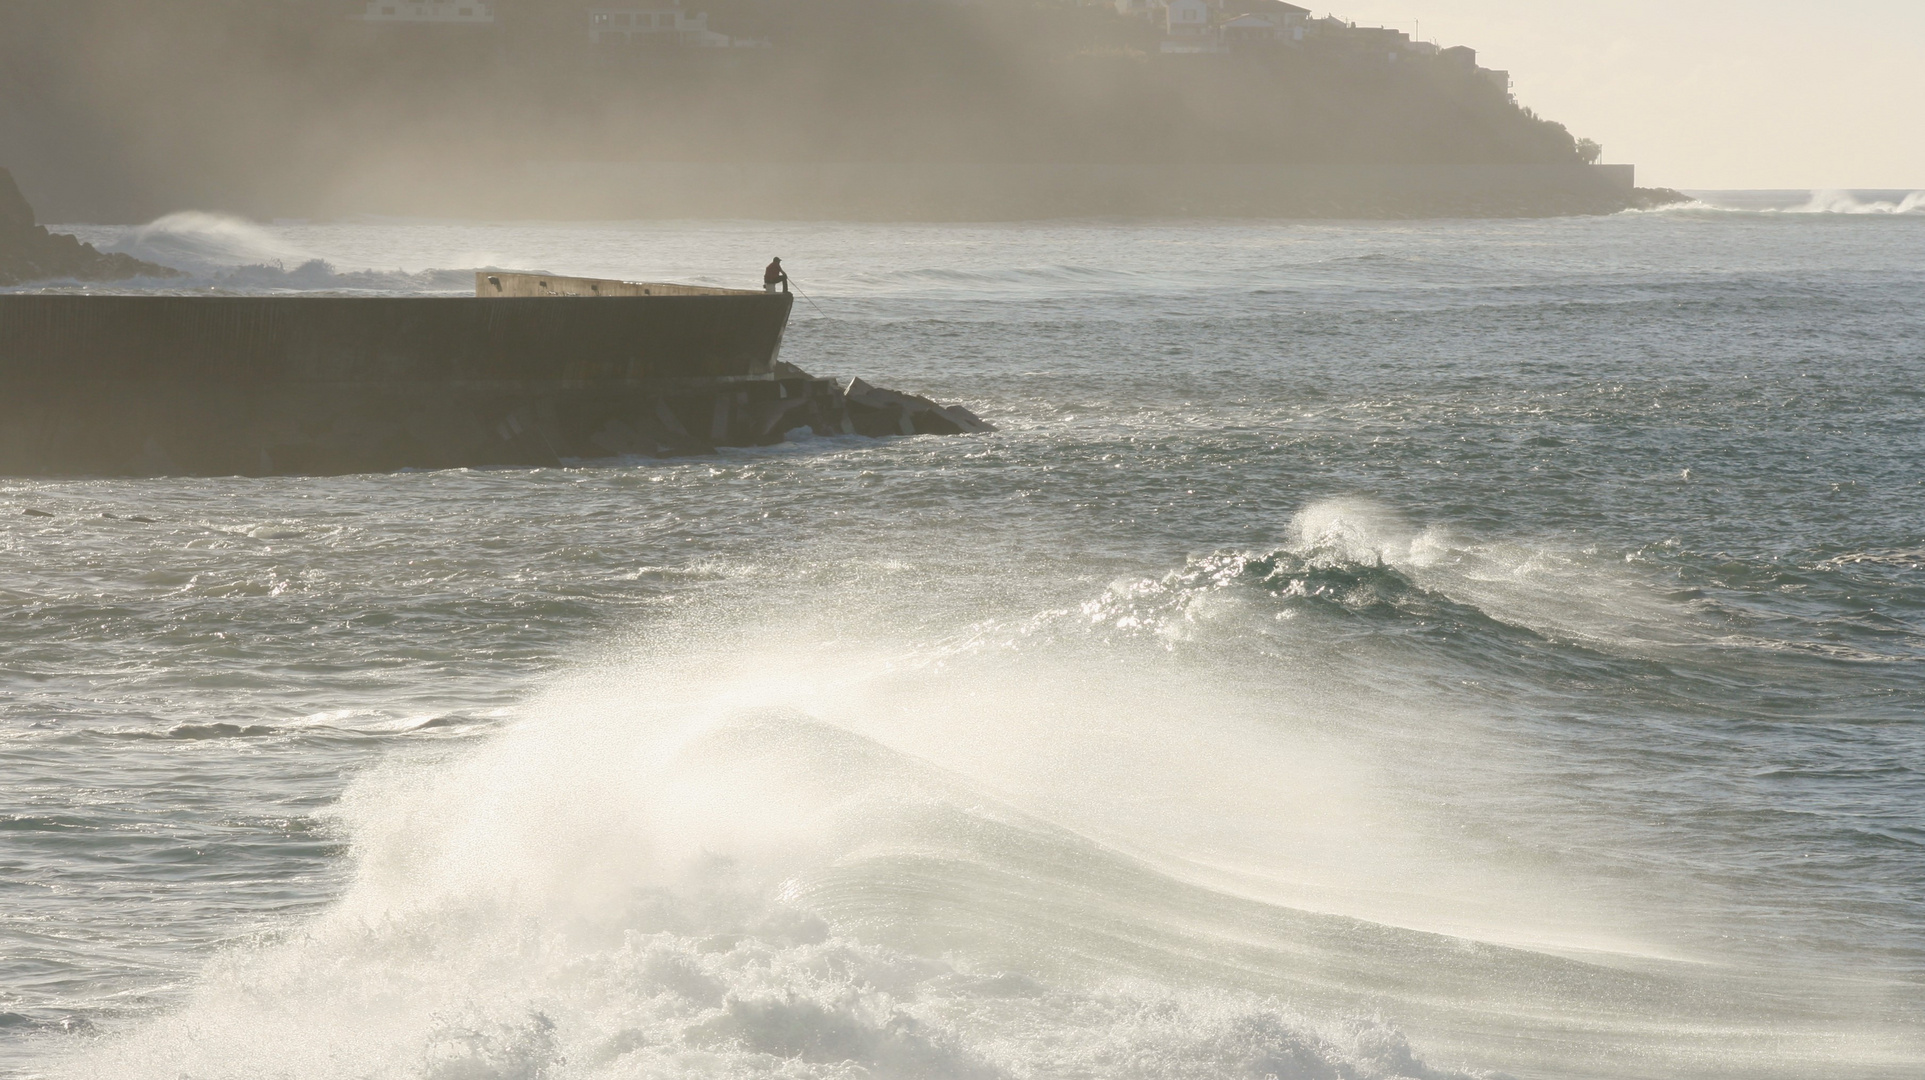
[48,705,1489,1080]
[1786,189,1925,215]
[37,503,1906,1077]
[1283,497,1701,650]
[1656,190,1925,215]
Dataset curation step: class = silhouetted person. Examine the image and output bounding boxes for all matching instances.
[764,257,788,294]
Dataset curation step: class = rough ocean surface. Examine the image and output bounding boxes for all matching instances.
[2,194,1923,1080]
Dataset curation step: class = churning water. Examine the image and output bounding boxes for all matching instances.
[3,202,1923,1079]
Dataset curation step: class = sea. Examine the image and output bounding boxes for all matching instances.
[1,189,1922,1080]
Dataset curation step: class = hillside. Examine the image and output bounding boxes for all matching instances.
[0,0,1648,221]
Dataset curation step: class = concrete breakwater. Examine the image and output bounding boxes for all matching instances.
[0,159,992,477]
[0,276,990,477]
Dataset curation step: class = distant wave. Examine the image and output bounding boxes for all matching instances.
[2,256,477,296]
[1787,189,1925,214]
[34,211,480,294]
[1653,189,1925,215]
[117,211,314,269]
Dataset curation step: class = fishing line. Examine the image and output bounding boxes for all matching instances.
[786,277,835,321]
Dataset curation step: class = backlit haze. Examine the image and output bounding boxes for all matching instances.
[1332,0,1925,189]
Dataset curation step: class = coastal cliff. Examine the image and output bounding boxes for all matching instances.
[0,1,1679,221]
[0,168,176,286]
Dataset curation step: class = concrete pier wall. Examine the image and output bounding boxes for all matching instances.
[0,292,798,476]
[0,294,791,383]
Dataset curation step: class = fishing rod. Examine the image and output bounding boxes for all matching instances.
[786,276,833,321]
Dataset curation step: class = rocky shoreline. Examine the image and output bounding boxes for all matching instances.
[1630,187,1693,211]
[0,169,176,288]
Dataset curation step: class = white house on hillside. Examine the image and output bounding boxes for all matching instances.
[1116,0,1308,53]
[1226,0,1308,27]
[361,1,494,23]
[1160,0,1228,51]
[1161,0,1230,51]
[589,6,765,47]
[1164,0,1211,35]
[1220,12,1305,42]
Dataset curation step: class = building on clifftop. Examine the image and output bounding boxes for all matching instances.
[360,1,494,23]
[1219,12,1302,44]
[589,5,766,47]
[1160,0,1228,53]
[1218,0,1309,27]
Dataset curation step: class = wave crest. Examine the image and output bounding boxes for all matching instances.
[65,211,477,294]
[50,709,1487,1080]
[1081,499,1691,653]
[1788,190,1925,215]
[119,211,313,268]
[1653,190,1925,215]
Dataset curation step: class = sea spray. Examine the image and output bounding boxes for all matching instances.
[50,703,1500,1080]
[121,211,312,270]
[1789,190,1925,215]
[61,211,475,293]
[48,528,1859,1077]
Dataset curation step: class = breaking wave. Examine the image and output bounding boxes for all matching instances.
[39,500,1911,1079]
[1659,190,1925,215]
[66,212,478,294]
[1786,190,1925,215]
[47,701,1499,1080]
[114,211,314,269]
[1077,498,1700,655]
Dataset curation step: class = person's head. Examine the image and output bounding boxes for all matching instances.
[771,257,781,264]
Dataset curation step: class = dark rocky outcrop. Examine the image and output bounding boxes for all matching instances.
[840,378,994,438]
[0,168,179,287]
[1629,187,1694,211]
[0,361,993,477]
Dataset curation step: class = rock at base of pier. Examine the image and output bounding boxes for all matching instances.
[0,365,994,477]
[840,377,995,438]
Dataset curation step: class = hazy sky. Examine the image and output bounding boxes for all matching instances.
[1325,1,1924,189]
